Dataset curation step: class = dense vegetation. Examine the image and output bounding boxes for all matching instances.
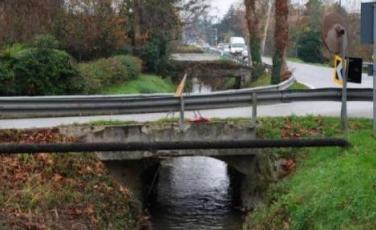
[0,36,80,96]
[245,117,376,230]
[78,55,142,94]
[0,35,151,96]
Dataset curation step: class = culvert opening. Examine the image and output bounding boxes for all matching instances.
[147,156,243,230]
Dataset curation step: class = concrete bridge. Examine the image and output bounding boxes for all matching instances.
[76,121,278,210]
[172,53,252,88]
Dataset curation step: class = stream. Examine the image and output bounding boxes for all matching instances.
[149,157,243,230]
[149,78,243,230]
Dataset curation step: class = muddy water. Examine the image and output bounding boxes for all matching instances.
[149,157,243,230]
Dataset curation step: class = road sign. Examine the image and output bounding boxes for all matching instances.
[322,12,349,55]
[333,55,345,85]
[333,56,363,85]
[347,57,363,84]
[361,2,375,44]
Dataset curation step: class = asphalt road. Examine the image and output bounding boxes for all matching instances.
[262,57,373,89]
[0,54,373,129]
[0,101,372,129]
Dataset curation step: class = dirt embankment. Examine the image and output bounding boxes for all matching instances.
[0,128,149,230]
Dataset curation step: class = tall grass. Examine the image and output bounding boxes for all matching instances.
[245,117,376,230]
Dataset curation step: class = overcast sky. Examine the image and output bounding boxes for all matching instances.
[209,0,363,19]
[209,0,239,18]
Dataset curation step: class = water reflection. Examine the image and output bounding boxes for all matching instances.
[150,157,243,230]
[192,77,212,94]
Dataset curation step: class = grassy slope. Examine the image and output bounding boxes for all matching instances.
[102,74,175,94]
[245,117,376,230]
[249,74,308,90]
[0,129,143,229]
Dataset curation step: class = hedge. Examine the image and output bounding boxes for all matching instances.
[0,42,81,96]
[0,37,142,96]
[78,55,142,94]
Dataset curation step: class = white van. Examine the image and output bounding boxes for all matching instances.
[229,37,246,55]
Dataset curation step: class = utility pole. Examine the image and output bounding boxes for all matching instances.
[373,3,376,134]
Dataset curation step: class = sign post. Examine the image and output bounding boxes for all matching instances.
[362,2,376,135]
[175,74,188,130]
[374,3,376,135]
[322,11,350,137]
[340,34,348,136]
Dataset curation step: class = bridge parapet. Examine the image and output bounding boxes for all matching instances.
[83,121,257,160]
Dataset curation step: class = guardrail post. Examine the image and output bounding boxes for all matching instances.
[179,95,185,130]
[252,92,257,126]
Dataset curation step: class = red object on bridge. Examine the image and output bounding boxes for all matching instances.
[189,111,210,124]
[189,116,210,124]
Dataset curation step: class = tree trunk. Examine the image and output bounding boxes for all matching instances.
[272,0,289,84]
[244,0,264,81]
[244,0,262,65]
[131,0,142,53]
[261,0,273,55]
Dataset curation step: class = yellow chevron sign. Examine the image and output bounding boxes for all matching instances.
[333,55,345,86]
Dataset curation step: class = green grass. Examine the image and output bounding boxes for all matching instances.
[102,74,175,94]
[245,116,376,230]
[288,57,330,67]
[249,73,272,88]
[249,73,309,90]
[290,81,309,90]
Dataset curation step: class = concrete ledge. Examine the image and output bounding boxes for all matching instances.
[83,121,257,161]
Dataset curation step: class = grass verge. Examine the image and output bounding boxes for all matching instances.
[102,74,175,94]
[249,73,272,88]
[287,57,330,67]
[289,81,309,90]
[245,116,376,230]
[249,74,308,90]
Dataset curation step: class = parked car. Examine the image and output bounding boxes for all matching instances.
[229,37,246,56]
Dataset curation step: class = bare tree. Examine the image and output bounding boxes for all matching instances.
[0,0,64,43]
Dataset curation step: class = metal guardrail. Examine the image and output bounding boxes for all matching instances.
[0,88,372,119]
[0,50,372,119]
